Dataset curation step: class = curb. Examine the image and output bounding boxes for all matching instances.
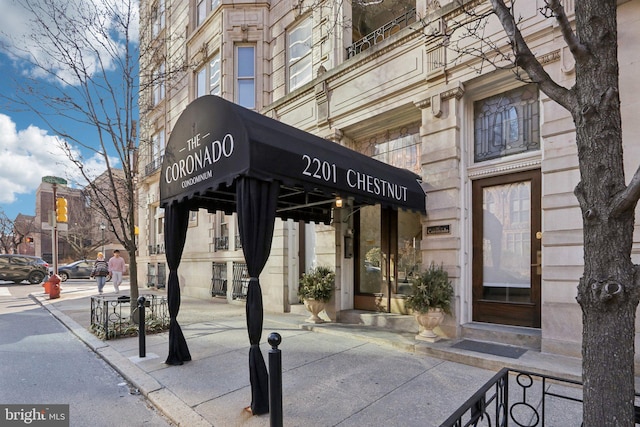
[32,293,211,427]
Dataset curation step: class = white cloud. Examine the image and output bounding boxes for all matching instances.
[0,0,139,86]
[0,114,113,205]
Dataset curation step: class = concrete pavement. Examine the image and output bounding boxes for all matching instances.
[33,283,589,426]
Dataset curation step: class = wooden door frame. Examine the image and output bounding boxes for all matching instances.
[471,169,542,328]
[354,208,398,312]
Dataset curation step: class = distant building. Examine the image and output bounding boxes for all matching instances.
[14,214,35,256]
[33,169,129,264]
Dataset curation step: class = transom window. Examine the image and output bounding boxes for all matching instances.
[474,84,540,162]
[288,17,312,91]
[196,53,221,97]
[371,127,421,175]
[236,46,255,109]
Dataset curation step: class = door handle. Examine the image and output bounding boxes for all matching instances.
[382,253,387,281]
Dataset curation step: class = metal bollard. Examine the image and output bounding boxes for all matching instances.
[137,296,146,358]
[268,332,283,427]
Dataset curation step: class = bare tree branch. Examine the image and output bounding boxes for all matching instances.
[542,0,588,59]
[611,163,640,216]
[489,0,577,112]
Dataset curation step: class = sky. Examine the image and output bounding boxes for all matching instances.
[0,0,135,221]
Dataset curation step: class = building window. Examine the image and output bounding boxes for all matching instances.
[236,46,255,109]
[197,0,221,26]
[145,130,165,175]
[152,0,165,38]
[288,17,312,91]
[372,127,421,175]
[152,63,165,105]
[474,84,540,163]
[196,52,221,97]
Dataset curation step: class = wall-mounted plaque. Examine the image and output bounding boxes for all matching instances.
[427,225,450,235]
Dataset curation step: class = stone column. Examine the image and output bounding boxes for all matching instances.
[414,81,465,336]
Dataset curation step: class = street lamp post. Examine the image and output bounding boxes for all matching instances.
[100,223,106,254]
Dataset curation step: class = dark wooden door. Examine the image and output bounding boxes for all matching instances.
[472,170,542,328]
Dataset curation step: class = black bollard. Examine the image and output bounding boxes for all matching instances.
[268,332,283,427]
[137,296,146,358]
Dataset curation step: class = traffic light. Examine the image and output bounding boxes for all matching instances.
[26,237,34,243]
[56,197,68,223]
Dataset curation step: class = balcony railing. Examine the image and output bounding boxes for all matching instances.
[148,243,165,255]
[144,155,163,176]
[347,8,417,59]
[214,236,229,251]
[441,367,640,426]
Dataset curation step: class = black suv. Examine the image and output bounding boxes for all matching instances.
[0,254,48,284]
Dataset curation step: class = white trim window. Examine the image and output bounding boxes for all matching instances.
[288,17,312,91]
[196,52,221,97]
[152,0,165,38]
[236,46,255,109]
[152,130,165,162]
[197,0,221,26]
[152,62,165,106]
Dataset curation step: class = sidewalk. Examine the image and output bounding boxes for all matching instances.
[34,284,585,426]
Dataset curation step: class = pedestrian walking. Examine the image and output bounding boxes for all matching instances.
[108,249,126,293]
[90,252,109,295]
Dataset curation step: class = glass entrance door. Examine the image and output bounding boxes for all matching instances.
[472,170,541,327]
[354,206,422,313]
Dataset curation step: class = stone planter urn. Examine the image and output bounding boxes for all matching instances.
[414,308,445,342]
[304,299,326,323]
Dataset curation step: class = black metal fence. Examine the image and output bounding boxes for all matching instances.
[90,294,169,340]
[440,367,640,426]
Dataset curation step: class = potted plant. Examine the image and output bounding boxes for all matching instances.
[404,262,454,342]
[298,266,335,323]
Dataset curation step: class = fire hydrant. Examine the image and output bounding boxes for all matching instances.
[45,274,61,300]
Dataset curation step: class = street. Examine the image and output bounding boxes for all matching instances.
[0,280,173,427]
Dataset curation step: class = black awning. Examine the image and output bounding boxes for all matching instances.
[159,96,427,412]
[160,95,425,223]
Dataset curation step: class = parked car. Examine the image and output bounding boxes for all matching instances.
[51,260,111,282]
[0,254,49,284]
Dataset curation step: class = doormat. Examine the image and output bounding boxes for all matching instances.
[451,339,527,359]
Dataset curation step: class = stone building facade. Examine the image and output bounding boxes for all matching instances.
[137,0,640,361]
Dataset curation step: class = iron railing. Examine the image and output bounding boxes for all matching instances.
[90,294,169,340]
[232,262,249,300]
[214,236,229,251]
[441,367,640,426]
[211,262,227,296]
[144,155,163,176]
[347,8,416,58]
[148,243,165,255]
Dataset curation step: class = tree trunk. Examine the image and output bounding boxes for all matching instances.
[573,3,639,425]
[127,247,139,323]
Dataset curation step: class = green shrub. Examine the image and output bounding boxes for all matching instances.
[405,263,454,314]
[297,266,335,302]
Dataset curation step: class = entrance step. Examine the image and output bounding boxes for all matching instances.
[339,310,417,334]
[461,322,541,351]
